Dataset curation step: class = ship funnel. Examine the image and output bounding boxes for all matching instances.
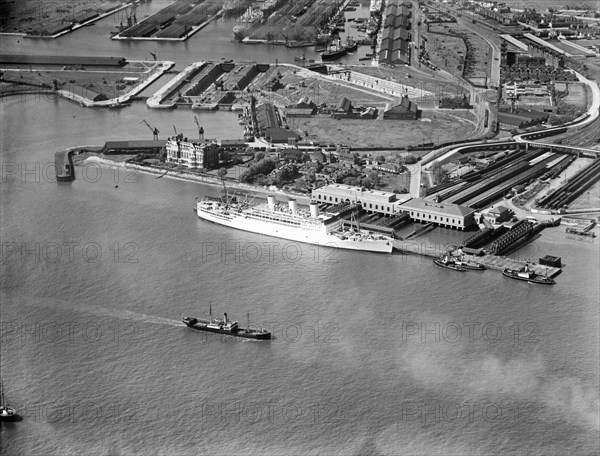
[288,199,298,215]
[310,203,320,218]
[224,312,228,323]
[267,195,276,210]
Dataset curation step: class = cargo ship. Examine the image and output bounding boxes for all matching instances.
[195,195,393,253]
[321,41,347,61]
[502,265,555,285]
[233,6,263,40]
[183,307,271,340]
[344,37,358,53]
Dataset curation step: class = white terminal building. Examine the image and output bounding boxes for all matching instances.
[397,198,477,230]
[311,185,476,230]
[311,184,407,214]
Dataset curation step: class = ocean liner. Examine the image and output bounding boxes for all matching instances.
[196,195,393,253]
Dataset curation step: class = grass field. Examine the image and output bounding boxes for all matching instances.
[292,110,478,148]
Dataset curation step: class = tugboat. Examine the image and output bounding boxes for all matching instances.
[502,264,555,285]
[0,380,17,422]
[433,255,466,272]
[183,304,271,340]
[294,54,315,63]
[321,40,347,61]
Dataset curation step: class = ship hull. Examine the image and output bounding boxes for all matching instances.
[455,262,485,270]
[433,259,466,271]
[184,319,271,339]
[321,49,347,61]
[196,206,393,253]
[502,270,555,285]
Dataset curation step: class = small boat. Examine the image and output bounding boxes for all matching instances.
[433,255,466,272]
[183,304,271,340]
[0,380,17,422]
[502,264,555,285]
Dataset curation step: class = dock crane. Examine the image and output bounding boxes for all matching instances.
[194,116,204,141]
[173,125,183,141]
[141,120,159,140]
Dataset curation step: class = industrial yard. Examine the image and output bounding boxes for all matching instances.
[112,0,223,40]
[234,0,340,43]
[0,0,131,37]
[0,55,171,105]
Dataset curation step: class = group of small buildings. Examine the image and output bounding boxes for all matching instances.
[284,90,419,122]
[379,0,413,65]
[311,184,477,230]
[285,98,318,117]
[331,97,379,120]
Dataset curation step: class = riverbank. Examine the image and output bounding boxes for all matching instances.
[81,155,313,204]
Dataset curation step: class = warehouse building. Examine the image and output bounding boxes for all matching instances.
[398,198,476,230]
[312,184,402,215]
[383,95,420,120]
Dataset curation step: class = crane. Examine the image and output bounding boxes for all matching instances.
[194,116,204,141]
[141,120,159,140]
[173,125,183,141]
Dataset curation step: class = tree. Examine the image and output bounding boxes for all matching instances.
[361,177,373,189]
[254,151,265,162]
[404,154,418,164]
[220,150,232,164]
[376,155,386,163]
[343,176,360,186]
[430,162,444,183]
[367,170,380,187]
[217,167,228,180]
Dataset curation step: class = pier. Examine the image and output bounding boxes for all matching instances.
[54,150,75,182]
[391,239,562,278]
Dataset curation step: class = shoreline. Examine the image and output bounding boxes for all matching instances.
[81,156,313,204]
[0,2,136,39]
[1,60,174,108]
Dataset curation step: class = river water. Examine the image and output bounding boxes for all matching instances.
[1,1,599,455]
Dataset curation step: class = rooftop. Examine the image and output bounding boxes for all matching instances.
[314,184,398,202]
[399,198,476,217]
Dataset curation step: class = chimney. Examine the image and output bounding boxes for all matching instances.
[309,203,320,218]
